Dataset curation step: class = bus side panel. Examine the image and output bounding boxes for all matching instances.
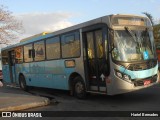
[2,65,11,83]
[45,60,63,89]
[29,62,45,87]
[15,64,24,84]
[22,63,31,86]
[30,61,63,89]
[11,66,16,83]
[18,60,74,90]
[24,60,74,90]
[45,60,75,90]
[24,62,48,88]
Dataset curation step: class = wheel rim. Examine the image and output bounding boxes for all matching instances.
[75,82,84,94]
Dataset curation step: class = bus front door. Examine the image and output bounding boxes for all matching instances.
[8,51,16,83]
[83,28,109,93]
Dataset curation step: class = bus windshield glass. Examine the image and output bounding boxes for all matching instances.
[112,29,156,62]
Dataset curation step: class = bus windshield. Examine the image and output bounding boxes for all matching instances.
[112,28,156,62]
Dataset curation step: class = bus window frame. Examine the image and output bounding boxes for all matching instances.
[15,30,81,64]
[23,43,34,63]
[1,50,9,65]
[33,40,46,62]
[15,46,24,64]
[61,31,81,59]
[45,36,61,60]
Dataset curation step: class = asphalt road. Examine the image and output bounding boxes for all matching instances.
[1,83,160,120]
[27,84,160,111]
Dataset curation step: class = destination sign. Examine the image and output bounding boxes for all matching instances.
[112,17,147,26]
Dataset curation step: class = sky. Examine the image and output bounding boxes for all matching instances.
[1,0,160,42]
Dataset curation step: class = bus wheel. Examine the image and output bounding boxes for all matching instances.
[73,76,86,99]
[19,75,28,91]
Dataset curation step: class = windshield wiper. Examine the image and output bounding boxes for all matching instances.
[142,28,153,52]
[124,26,137,42]
[124,26,142,52]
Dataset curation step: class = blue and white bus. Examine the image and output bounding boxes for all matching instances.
[1,14,159,98]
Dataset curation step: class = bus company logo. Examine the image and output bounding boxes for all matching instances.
[2,112,11,117]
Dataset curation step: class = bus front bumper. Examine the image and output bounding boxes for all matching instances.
[107,73,159,95]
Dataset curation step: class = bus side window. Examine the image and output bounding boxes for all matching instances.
[28,49,32,58]
[24,44,33,62]
[46,36,60,60]
[87,32,95,59]
[61,31,80,58]
[15,47,23,64]
[95,30,103,58]
[88,45,94,59]
[34,40,45,61]
[1,50,8,65]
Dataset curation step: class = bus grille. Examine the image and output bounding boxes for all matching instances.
[134,75,157,87]
[128,61,157,71]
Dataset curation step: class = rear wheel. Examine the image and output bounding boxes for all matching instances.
[19,75,28,91]
[73,76,87,99]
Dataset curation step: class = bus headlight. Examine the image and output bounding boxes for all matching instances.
[116,71,123,78]
[123,74,130,81]
[115,70,131,82]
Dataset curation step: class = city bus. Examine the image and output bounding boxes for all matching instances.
[1,14,159,99]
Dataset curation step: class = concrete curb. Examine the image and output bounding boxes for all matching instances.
[0,98,50,111]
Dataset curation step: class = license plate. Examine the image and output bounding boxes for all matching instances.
[144,80,151,86]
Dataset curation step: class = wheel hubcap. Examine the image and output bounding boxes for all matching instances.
[75,82,83,93]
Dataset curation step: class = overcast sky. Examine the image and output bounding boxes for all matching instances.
[17,12,74,39]
[1,0,160,42]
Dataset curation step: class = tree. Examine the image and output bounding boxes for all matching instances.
[0,5,23,45]
[142,12,154,25]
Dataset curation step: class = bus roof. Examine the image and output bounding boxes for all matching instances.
[1,14,148,51]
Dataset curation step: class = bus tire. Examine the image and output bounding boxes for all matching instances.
[73,76,86,99]
[19,75,28,91]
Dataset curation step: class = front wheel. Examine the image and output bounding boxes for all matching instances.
[19,75,28,91]
[73,76,87,99]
